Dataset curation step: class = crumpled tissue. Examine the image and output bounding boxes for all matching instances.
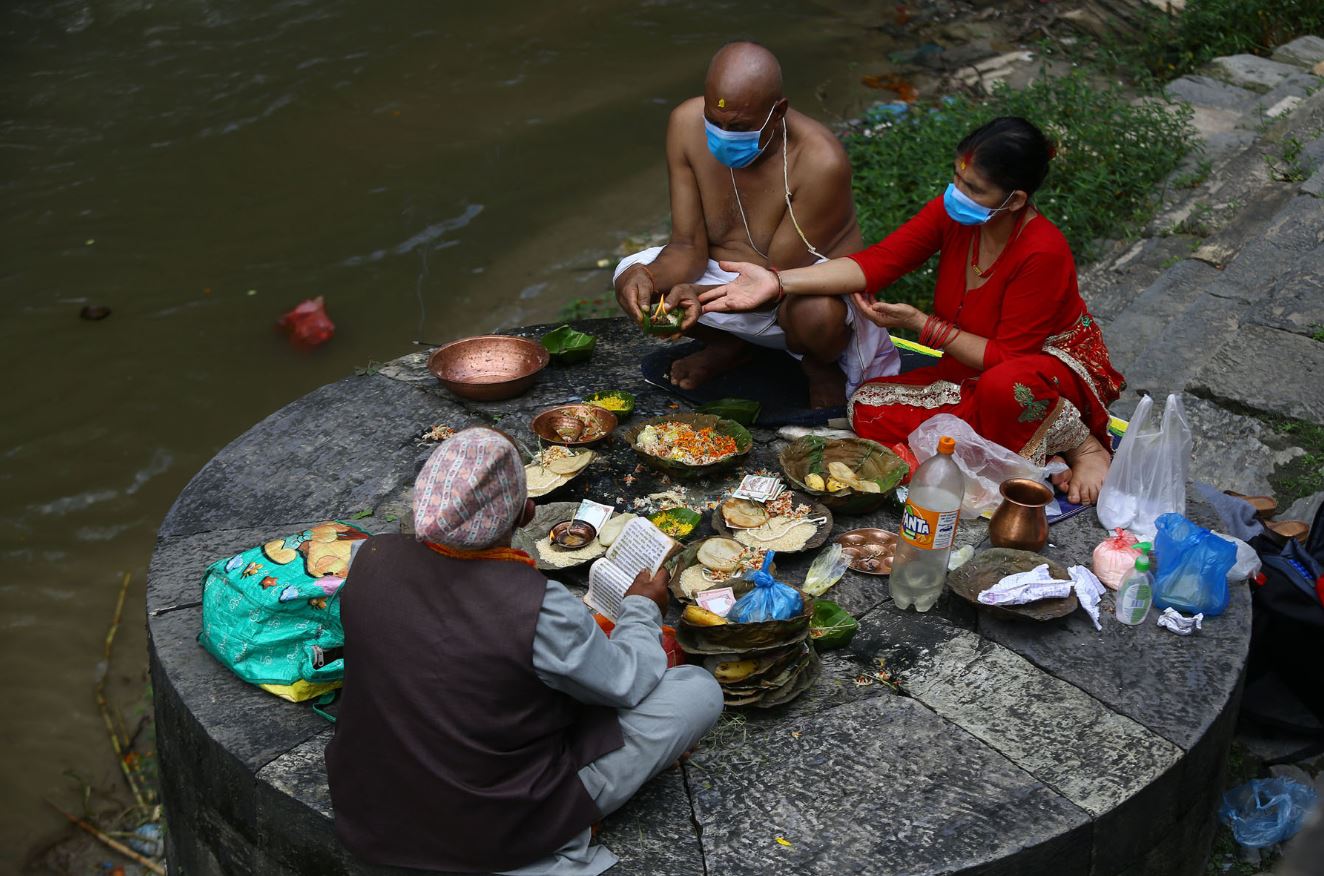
[978,564,1073,606]
[1069,565,1106,631]
[978,564,1106,630]
[1156,606,1203,636]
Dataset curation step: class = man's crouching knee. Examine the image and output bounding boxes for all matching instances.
[668,665,725,736]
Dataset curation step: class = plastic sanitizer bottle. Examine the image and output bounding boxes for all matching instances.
[891,435,965,612]
[1115,551,1154,626]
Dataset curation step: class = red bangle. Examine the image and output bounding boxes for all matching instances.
[770,267,786,303]
[919,314,937,347]
[928,317,957,349]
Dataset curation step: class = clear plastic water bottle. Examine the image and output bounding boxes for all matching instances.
[891,435,965,612]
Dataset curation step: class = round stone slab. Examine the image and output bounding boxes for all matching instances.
[148,316,1250,876]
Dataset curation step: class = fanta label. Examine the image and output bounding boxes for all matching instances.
[901,500,958,550]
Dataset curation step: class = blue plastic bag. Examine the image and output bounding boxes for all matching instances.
[1152,513,1235,616]
[727,551,803,623]
[1219,777,1318,848]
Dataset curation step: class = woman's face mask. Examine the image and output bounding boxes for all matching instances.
[943,181,1014,226]
[705,103,778,169]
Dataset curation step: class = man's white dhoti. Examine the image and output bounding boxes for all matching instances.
[614,246,900,395]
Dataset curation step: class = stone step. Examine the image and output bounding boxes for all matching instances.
[1209,54,1310,93]
[1190,323,1324,423]
[1271,35,1324,70]
[1121,186,1324,408]
[1100,259,1221,380]
[1164,74,1259,139]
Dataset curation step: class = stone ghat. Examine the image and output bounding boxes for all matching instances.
[148,317,1249,875]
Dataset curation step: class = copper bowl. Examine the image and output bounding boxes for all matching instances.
[530,404,618,447]
[427,335,549,402]
[550,519,597,550]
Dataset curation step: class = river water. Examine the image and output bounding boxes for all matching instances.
[0,0,915,863]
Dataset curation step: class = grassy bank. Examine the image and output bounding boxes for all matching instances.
[843,68,1195,311]
[1101,0,1324,82]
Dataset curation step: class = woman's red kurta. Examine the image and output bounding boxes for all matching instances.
[846,197,1123,463]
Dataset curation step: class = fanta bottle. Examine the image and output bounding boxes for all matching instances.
[890,435,964,612]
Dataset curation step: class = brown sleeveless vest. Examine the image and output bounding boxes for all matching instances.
[325,535,623,873]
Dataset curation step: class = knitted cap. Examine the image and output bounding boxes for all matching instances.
[413,428,526,549]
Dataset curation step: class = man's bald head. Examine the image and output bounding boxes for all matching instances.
[705,41,784,118]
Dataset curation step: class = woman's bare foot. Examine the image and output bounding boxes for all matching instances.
[800,356,847,409]
[668,335,751,390]
[1048,454,1072,495]
[1061,435,1110,505]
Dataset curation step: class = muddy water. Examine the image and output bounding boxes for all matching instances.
[0,0,906,862]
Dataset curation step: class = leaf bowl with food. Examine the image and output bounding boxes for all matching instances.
[623,413,752,479]
[778,436,908,515]
[584,390,636,419]
[640,299,685,337]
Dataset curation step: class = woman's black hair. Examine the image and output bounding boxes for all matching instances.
[955,117,1053,196]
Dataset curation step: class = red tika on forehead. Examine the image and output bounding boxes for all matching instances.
[959,152,973,171]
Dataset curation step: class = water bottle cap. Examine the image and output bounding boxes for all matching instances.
[937,436,956,455]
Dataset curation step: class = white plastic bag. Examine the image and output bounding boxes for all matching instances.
[1097,393,1191,541]
[908,414,1067,518]
[1213,532,1262,583]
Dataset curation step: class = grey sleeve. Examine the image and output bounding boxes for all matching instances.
[530,580,668,709]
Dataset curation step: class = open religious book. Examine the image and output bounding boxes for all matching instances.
[584,517,678,621]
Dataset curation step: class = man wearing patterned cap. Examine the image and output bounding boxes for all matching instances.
[326,428,723,875]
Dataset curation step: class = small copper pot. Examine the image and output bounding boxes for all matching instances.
[988,478,1054,552]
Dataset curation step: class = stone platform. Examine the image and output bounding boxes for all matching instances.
[148,318,1250,875]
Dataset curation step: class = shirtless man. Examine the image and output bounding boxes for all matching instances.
[613,41,899,408]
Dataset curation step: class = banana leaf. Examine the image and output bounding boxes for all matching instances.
[649,507,702,540]
[540,325,596,365]
[809,600,858,650]
[697,398,761,426]
[779,436,907,515]
[584,390,636,418]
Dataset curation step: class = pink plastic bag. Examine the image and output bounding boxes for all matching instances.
[1093,528,1140,590]
[278,296,335,347]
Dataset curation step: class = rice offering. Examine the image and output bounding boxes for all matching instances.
[535,535,605,568]
[635,422,739,466]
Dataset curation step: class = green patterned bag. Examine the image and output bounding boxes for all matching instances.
[199,521,369,702]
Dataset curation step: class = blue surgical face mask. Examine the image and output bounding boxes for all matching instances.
[943,182,1014,225]
[705,104,778,169]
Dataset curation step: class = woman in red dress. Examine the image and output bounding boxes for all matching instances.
[688,117,1123,504]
